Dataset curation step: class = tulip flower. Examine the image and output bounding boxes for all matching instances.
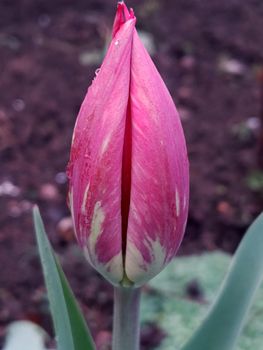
[67,2,189,288]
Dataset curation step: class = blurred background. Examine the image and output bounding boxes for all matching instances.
[0,0,263,348]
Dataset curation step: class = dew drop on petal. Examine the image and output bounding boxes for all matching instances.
[92,68,101,83]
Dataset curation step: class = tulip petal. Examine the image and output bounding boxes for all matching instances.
[68,18,136,285]
[112,2,134,38]
[125,30,189,286]
[68,3,189,287]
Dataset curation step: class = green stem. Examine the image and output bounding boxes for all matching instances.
[112,287,141,350]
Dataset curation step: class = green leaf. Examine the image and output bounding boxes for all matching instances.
[33,206,95,350]
[181,213,263,350]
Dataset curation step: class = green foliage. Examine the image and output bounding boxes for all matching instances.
[33,207,95,350]
[142,214,263,350]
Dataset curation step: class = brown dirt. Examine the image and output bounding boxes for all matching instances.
[0,0,263,349]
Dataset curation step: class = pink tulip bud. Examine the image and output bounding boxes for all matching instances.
[67,2,189,287]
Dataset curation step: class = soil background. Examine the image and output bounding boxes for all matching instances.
[0,0,263,349]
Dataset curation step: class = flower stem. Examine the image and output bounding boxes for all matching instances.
[112,287,141,350]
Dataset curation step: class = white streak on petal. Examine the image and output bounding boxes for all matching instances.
[68,190,77,237]
[133,121,146,137]
[83,248,123,286]
[183,194,187,210]
[106,253,123,281]
[175,188,180,216]
[83,246,92,265]
[125,237,166,286]
[89,201,105,255]
[130,208,142,225]
[81,183,90,214]
[71,130,76,145]
[134,162,150,179]
[125,243,145,283]
[100,134,111,156]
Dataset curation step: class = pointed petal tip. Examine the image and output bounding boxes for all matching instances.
[113,1,136,38]
[129,8,135,19]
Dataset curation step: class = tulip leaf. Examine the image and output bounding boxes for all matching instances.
[181,213,263,350]
[33,206,95,350]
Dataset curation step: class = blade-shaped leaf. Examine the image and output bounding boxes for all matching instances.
[33,206,95,350]
[182,213,263,350]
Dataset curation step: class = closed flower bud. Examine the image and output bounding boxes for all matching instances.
[67,2,189,287]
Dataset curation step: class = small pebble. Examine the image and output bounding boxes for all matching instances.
[79,50,102,66]
[177,106,191,121]
[57,217,74,241]
[185,279,203,300]
[217,201,234,217]
[12,99,25,112]
[55,172,68,184]
[178,86,192,100]
[180,55,195,70]
[246,117,260,131]
[39,183,59,201]
[38,14,51,28]
[0,181,20,197]
[95,331,111,350]
[219,57,246,76]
